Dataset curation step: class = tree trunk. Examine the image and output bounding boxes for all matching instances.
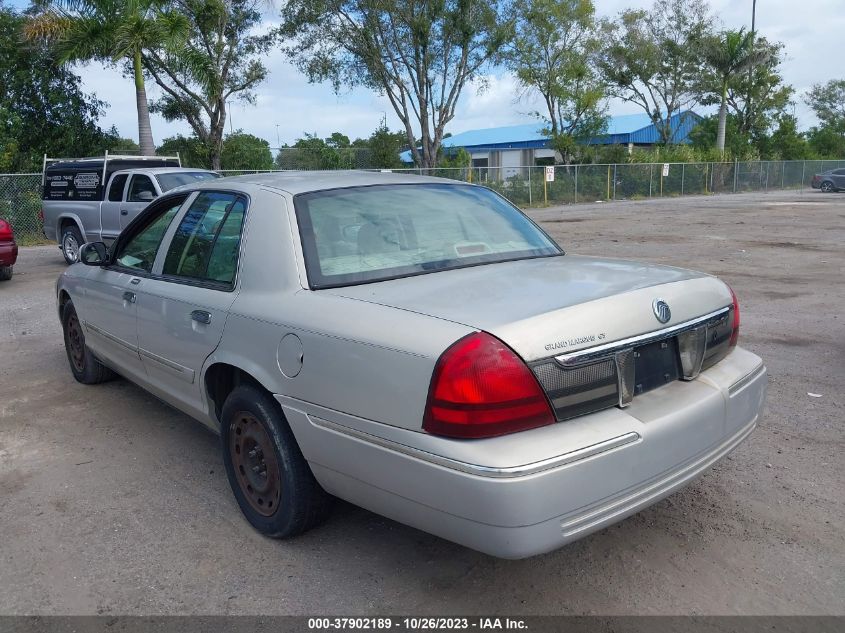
[133,50,156,156]
[208,102,226,170]
[716,83,728,154]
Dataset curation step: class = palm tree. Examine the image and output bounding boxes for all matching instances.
[24,0,189,156]
[701,28,771,154]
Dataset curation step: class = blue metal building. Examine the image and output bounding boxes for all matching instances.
[399,110,702,168]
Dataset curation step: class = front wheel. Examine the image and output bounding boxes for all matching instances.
[220,384,332,538]
[820,181,835,193]
[60,225,83,265]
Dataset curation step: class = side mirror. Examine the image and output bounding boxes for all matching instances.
[136,190,155,202]
[79,241,109,266]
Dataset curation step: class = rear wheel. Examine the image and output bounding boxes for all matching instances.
[220,384,332,537]
[60,224,84,265]
[0,265,11,281]
[820,180,835,193]
[61,300,115,384]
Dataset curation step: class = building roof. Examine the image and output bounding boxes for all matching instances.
[399,111,701,162]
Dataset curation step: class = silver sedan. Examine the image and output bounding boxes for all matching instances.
[57,171,767,558]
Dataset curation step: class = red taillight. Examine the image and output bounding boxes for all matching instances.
[0,219,12,240]
[729,285,740,347]
[423,332,555,438]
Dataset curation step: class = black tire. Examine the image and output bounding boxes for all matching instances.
[0,265,11,281]
[61,300,116,384]
[221,384,332,538]
[820,180,835,193]
[60,224,83,265]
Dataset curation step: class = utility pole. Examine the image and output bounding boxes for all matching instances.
[276,124,281,149]
[747,0,757,128]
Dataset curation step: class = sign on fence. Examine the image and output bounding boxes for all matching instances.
[662,163,670,177]
[545,166,555,182]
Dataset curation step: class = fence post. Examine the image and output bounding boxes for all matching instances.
[710,162,715,193]
[574,165,578,204]
[613,164,617,200]
[801,161,805,191]
[649,164,653,198]
[733,160,738,193]
[681,163,685,196]
[527,166,532,206]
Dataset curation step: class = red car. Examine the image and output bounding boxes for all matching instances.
[0,218,18,281]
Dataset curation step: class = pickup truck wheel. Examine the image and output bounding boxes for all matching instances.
[0,265,11,281]
[221,384,332,538]
[60,225,83,265]
[61,300,116,384]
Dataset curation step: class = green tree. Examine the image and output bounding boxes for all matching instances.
[281,0,511,168]
[367,124,406,169]
[805,79,845,158]
[25,0,189,156]
[805,79,845,130]
[105,131,141,153]
[221,131,274,170]
[763,115,811,160]
[1,3,112,171]
[157,134,211,167]
[700,28,771,154]
[505,0,606,162]
[722,38,792,141]
[597,0,712,145]
[276,133,347,170]
[144,0,277,169]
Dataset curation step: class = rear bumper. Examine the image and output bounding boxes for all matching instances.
[0,240,18,267]
[279,347,767,558]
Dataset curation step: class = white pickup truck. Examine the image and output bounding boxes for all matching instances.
[42,154,220,264]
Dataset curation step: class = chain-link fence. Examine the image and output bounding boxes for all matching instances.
[0,173,43,245]
[3,160,844,244]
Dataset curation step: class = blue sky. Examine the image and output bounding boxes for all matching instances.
[9,0,843,148]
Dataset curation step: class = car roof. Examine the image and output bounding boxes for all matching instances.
[201,170,468,195]
[113,167,218,175]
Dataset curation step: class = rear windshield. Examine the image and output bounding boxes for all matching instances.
[295,184,561,289]
[155,171,221,192]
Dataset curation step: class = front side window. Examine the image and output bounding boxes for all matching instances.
[161,192,247,286]
[114,198,185,272]
[295,184,561,289]
[108,174,128,202]
[128,175,156,202]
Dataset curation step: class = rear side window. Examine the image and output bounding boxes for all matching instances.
[834,169,845,176]
[108,174,128,201]
[128,175,156,202]
[161,192,247,286]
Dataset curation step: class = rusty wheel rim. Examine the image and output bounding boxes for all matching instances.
[229,412,281,517]
[66,313,85,373]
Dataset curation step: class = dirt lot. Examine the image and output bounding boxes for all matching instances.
[0,189,842,615]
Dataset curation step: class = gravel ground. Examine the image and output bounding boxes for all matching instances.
[0,189,842,615]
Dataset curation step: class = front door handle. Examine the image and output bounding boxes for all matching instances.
[120,209,128,216]
[191,310,212,325]
[122,291,136,303]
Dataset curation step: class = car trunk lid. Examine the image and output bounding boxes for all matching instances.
[325,255,732,362]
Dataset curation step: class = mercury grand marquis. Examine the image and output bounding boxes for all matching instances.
[57,171,767,558]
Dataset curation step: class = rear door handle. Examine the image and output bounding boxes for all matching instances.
[122,291,136,303]
[191,310,212,325]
